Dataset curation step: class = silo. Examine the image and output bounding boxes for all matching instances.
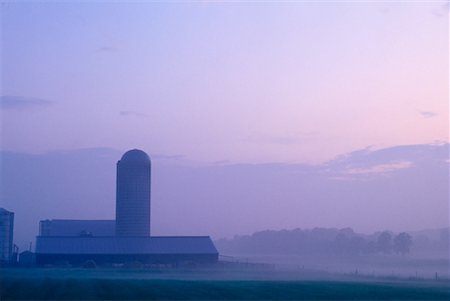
[115,149,151,236]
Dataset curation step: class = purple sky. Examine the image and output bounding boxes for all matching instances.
[1,2,448,163]
[0,2,449,249]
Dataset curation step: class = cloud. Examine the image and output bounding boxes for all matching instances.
[97,46,118,53]
[419,111,438,118]
[152,154,185,160]
[119,110,148,118]
[344,161,414,175]
[324,143,449,180]
[211,159,231,165]
[431,2,449,17]
[378,7,390,14]
[245,131,317,145]
[0,95,53,110]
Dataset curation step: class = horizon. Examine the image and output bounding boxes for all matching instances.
[2,142,448,250]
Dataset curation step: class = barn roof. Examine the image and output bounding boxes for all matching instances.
[39,219,115,236]
[35,236,218,255]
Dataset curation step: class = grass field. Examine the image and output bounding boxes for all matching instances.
[1,268,449,300]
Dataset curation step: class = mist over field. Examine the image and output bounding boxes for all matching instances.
[216,227,449,279]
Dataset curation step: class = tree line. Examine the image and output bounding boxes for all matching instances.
[216,228,413,256]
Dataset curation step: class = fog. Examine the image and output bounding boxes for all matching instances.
[216,227,449,279]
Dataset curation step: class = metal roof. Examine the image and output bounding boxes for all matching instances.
[0,208,14,215]
[39,220,115,236]
[36,236,218,255]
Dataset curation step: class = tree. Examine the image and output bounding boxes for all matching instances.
[349,236,366,255]
[377,231,393,254]
[393,232,413,255]
[334,233,350,255]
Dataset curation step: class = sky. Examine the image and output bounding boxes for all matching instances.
[0,2,449,249]
[1,1,448,164]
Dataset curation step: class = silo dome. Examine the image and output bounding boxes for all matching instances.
[120,149,151,163]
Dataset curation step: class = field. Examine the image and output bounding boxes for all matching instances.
[1,267,449,300]
[228,254,450,279]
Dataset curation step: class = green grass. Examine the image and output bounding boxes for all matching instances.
[1,268,449,300]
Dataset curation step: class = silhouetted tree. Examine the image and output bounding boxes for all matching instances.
[349,236,365,255]
[377,231,393,254]
[334,233,350,255]
[216,228,413,256]
[362,240,377,254]
[393,232,413,255]
[439,229,449,248]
